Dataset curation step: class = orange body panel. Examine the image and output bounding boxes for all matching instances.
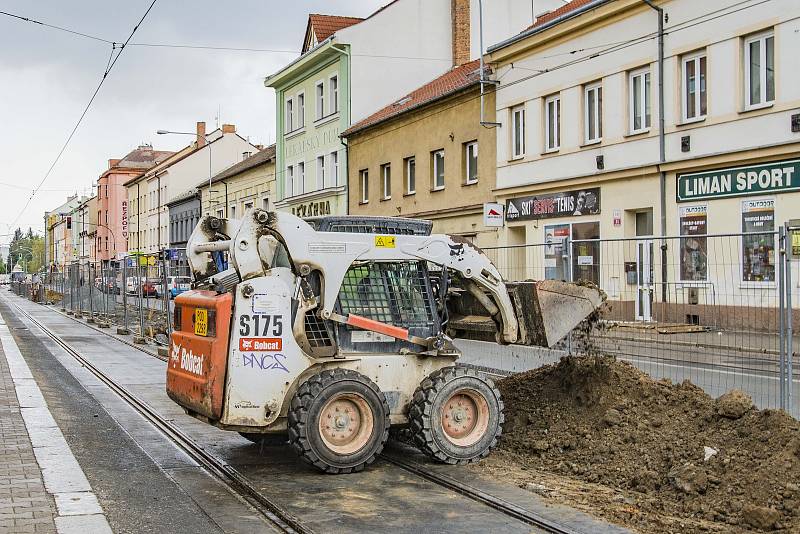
[166,290,232,420]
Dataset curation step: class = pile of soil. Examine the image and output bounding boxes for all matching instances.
[476,356,800,533]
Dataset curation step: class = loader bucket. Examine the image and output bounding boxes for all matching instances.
[446,279,604,348]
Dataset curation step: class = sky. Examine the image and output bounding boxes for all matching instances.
[0,0,387,241]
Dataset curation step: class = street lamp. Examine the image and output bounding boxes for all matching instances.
[156,128,214,214]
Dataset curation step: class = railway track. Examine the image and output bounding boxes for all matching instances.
[14,299,584,534]
[10,301,312,534]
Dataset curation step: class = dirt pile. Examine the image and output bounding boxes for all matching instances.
[481,356,800,533]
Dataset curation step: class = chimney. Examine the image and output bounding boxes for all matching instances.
[196,121,206,147]
[451,0,470,67]
[108,159,121,169]
[222,124,236,134]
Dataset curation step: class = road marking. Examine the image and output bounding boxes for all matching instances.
[0,320,113,534]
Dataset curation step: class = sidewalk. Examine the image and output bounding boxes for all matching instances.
[0,320,112,534]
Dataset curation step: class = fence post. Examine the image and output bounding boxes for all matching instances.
[60,269,66,312]
[119,258,129,335]
[785,223,794,417]
[135,260,146,344]
[779,226,787,411]
[87,263,94,323]
[162,252,171,335]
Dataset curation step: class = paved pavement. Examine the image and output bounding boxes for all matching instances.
[0,317,111,533]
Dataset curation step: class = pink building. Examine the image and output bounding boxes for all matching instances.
[96,145,173,263]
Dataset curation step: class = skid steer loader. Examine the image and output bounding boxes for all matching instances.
[167,210,603,473]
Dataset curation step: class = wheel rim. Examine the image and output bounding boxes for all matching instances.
[440,388,491,447]
[318,393,374,455]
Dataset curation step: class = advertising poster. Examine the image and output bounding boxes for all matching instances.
[506,188,600,221]
[741,199,775,282]
[679,205,707,281]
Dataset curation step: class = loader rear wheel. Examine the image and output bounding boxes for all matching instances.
[288,369,389,474]
[409,366,503,465]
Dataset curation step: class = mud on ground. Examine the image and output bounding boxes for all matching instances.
[472,356,800,533]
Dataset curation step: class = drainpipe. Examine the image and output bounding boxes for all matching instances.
[643,0,668,302]
[478,0,501,128]
[332,42,352,213]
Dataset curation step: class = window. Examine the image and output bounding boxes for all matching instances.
[629,68,651,133]
[544,222,600,284]
[432,150,445,190]
[682,53,707,121]
[330,151,338,186]
[511,105,525,158]
[584,82,602,143]
[405,157,416,194]
[359,169,369,203]
[329,75,338,114]
[741,199,775,282]
[215,208,224,219]
[381,163,391,200]
[464,141,478,184]
[544,95,560,152]
[244,201,254,211]
[229,205,236,219]
[316,155,326,189]
[287,165,294,196]
[315,81,325,119]
[297,92,305,128]
[285,97,294,133]
[744,31,775,109]
[297,162,305,194]
[679,205,708,281]
[262,197,269,211]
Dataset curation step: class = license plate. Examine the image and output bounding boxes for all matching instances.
[194,308,208,336]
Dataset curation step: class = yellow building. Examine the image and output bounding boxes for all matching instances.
[197,145,276,219]
[342,60,498,247]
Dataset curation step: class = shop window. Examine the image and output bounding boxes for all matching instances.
[511,105,525,159]
[629,68,651,133]
[464,141,478,184]
[682,52,707,121]
[741,199,775,282]
[405,156,416,194]
[544,94,560,152]
[431,150,445,190]
[544,222,600,284]
[679,205,708,281]
[584,82,602,144]
[744,31,775,109]
[544,224,570,281]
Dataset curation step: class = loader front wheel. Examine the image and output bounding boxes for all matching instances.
[288,369,389,474]
[409,366,503,464]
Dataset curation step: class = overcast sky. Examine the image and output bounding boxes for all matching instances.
[0,0,386,240]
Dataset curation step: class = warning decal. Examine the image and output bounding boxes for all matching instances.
[374,235,396,248]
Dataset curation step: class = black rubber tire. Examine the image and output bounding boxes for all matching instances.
[238,432,288,446]
[409,366,503,465]
[287,369,390,474]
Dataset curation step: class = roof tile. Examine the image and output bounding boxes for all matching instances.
[308,14,364,42]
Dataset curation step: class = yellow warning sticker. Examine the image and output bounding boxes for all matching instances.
[374,235,396,248]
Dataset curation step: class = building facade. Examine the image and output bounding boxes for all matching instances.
[44,195,83,269]
[343,61,498,246]
[166,189,201,273]
[96,145,173,264]
[487,0,800,324]
[196,144,276,219]
[76,195,98,264]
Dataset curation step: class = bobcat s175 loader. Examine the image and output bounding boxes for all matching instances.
[167,210,603,473]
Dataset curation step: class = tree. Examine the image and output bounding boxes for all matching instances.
[8,227,45,273]
[0,255,6,274]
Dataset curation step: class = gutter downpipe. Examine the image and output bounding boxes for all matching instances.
[643,0,668,303]
[478,0,501,128]
[332,42,352,213]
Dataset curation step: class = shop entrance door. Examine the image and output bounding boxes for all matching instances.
[635,210,654,321]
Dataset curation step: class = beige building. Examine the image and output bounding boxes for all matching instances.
[487,0,800,326]
[342,60,498,246]
[197,145,277,219]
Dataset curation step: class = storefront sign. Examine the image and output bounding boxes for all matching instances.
[483,203,504,227]
[121,200,128,239]
[677,159,799,202]
[291,200,332,219]
[506,188,600,221]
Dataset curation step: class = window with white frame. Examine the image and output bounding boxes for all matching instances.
[584,82,602,143]
[682,52,707,121]
[287,165,294,196]
[744,31,775,109]
[464,141,478,184]
[359,169,369,203]
[285,97,294,133]
[381,163,391,200]
[297,92,305,128]
[244,201,253,210]
[229,205,236,219]
[315,81,325,119]
[629,68,651,133]
[329,151,338,186]
[511,105,525,158]
[432,150,445,190]
[329,75,338,114]
[544,94,560,152]
[215,207,224,218]
[261,197,269,211]
[297,162,305,194]
[405,157,416,194]
[316,155,325,189]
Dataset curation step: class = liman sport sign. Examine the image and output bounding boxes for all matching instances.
[677,159,799,202]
